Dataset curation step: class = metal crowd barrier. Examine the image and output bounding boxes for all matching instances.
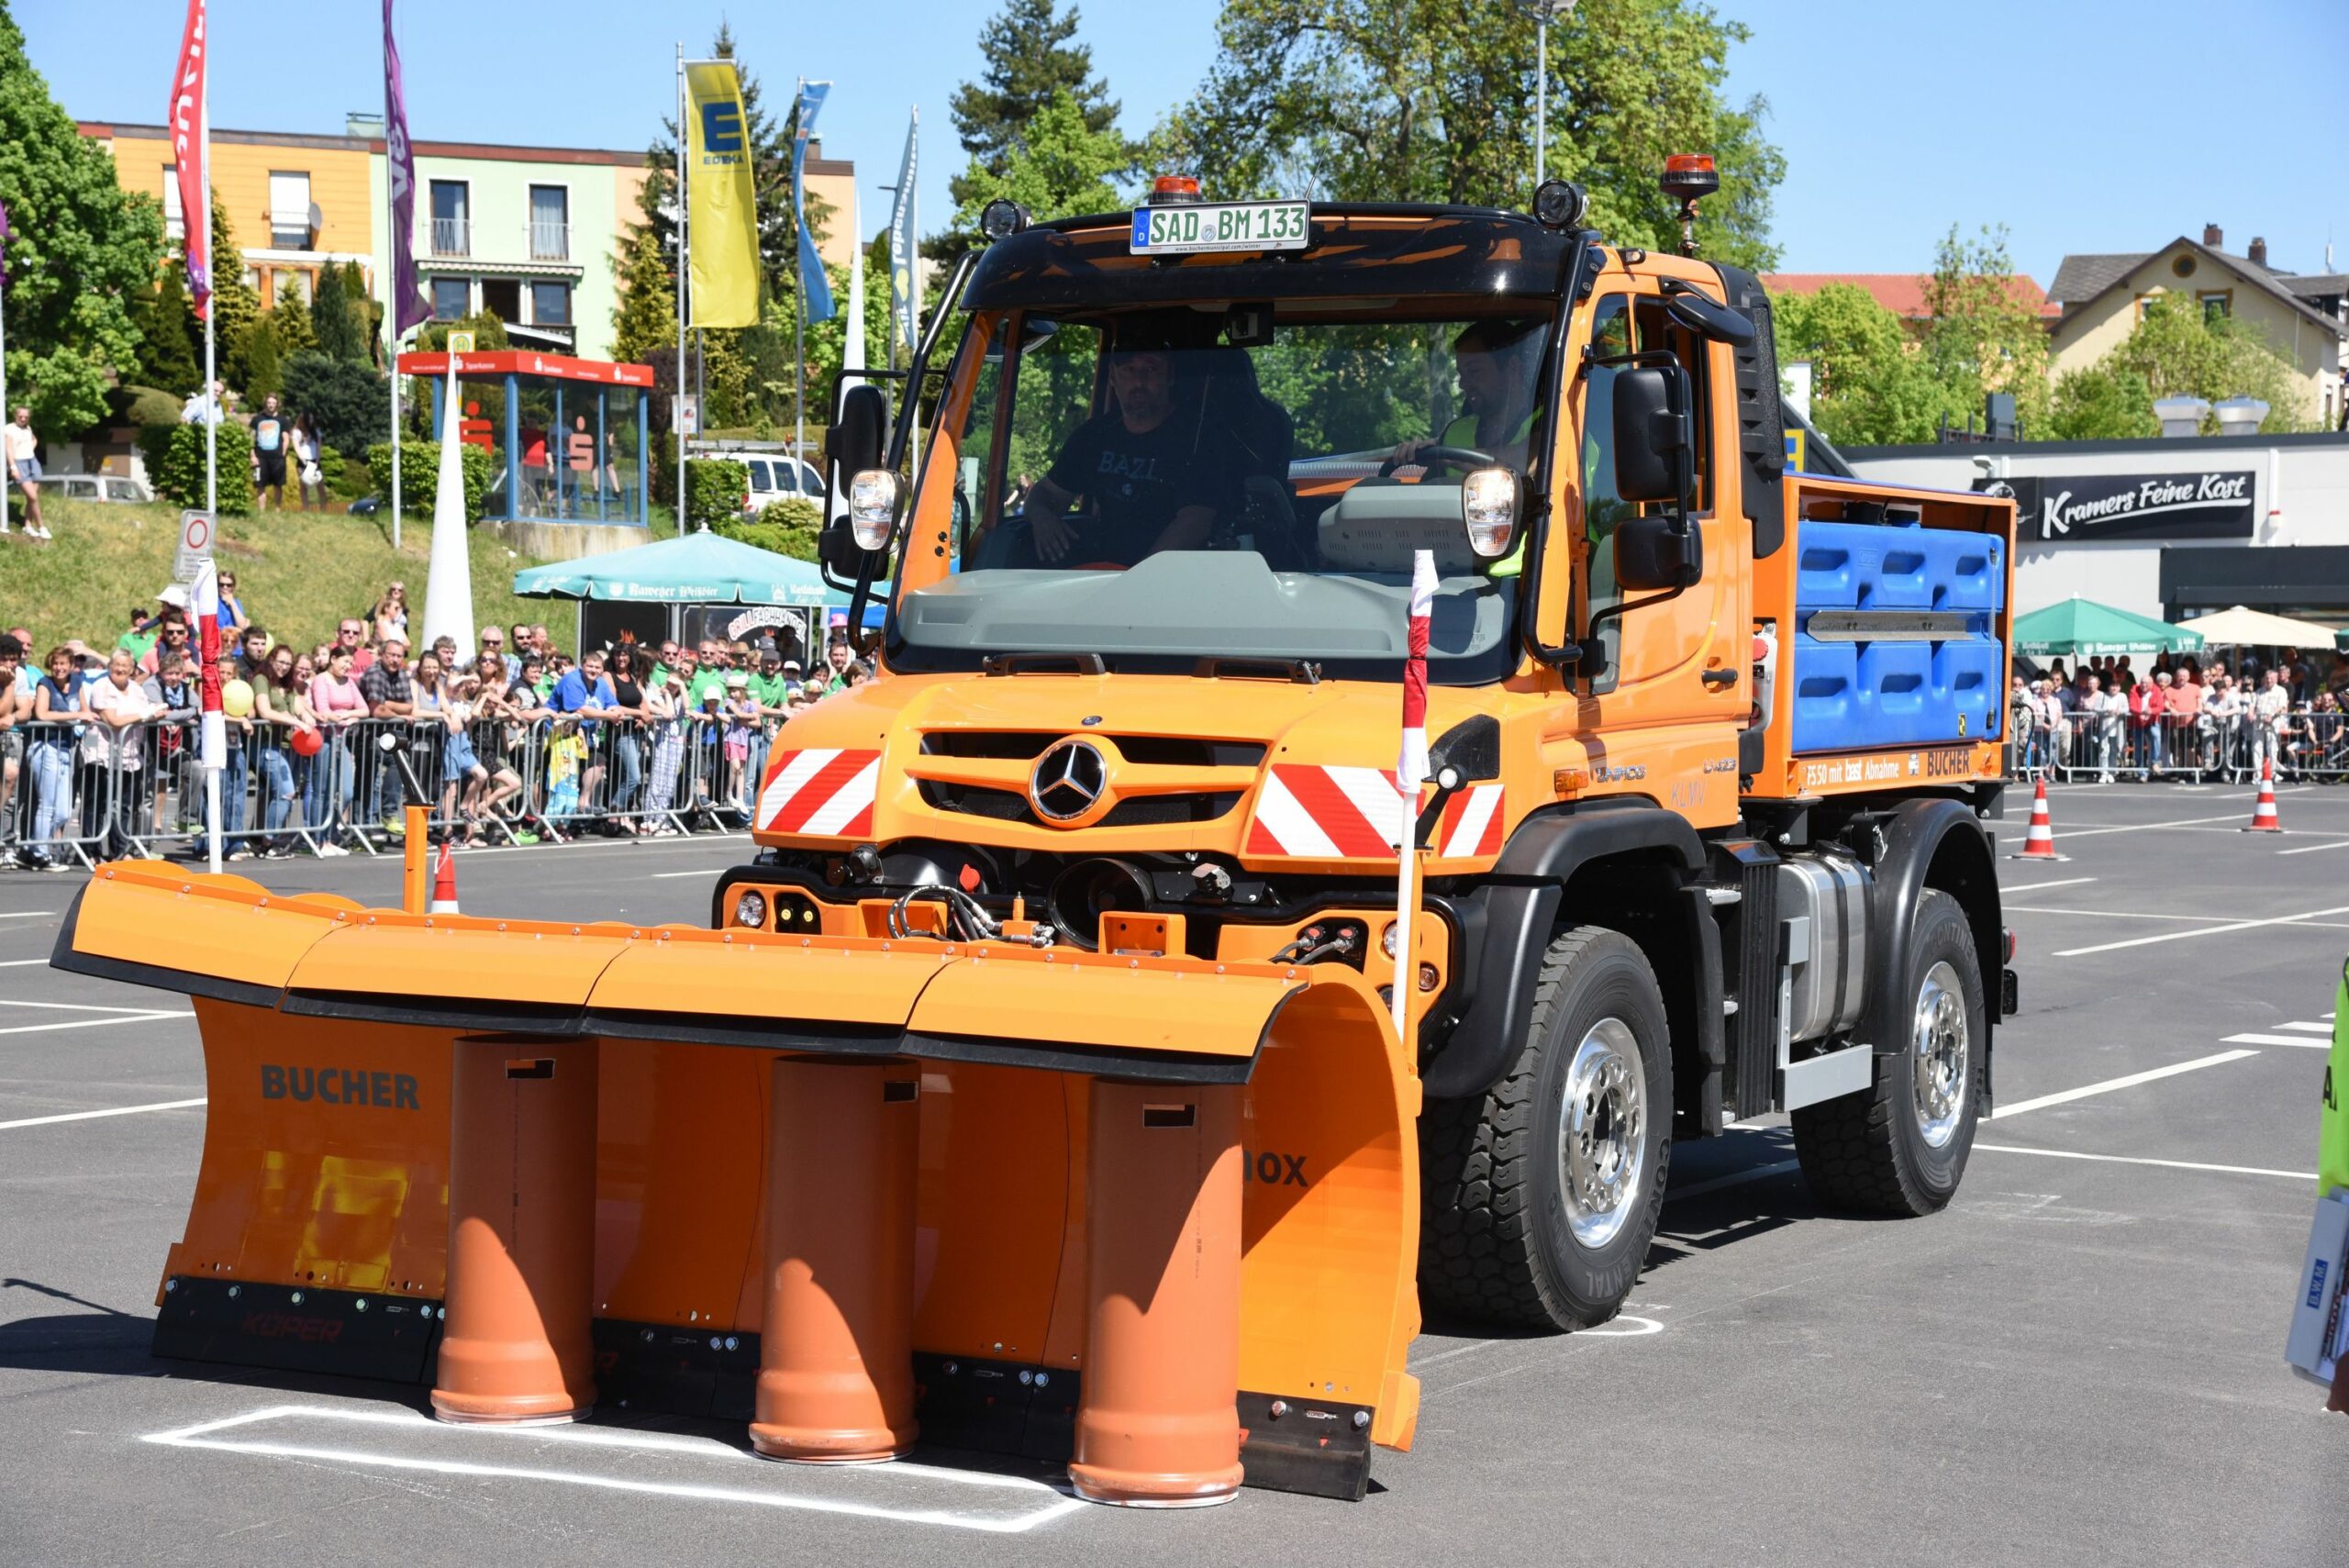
[4,709,785,870]
[2010,705,2349,784]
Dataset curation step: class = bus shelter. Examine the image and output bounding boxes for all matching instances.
[397,349,654,528]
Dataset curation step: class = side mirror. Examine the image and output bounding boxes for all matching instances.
[1613,513,1703,591]
[826,383,889,496]
[1609,364,1691,506]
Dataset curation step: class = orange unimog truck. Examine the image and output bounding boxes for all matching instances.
[55,161,2019,1505]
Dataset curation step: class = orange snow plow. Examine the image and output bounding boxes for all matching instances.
[53,862,1420,1501]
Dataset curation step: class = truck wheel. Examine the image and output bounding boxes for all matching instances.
[1791,888,1982,1216]
[1419,926,1673,1332]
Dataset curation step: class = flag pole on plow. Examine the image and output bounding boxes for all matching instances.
[1391,549,1435,1039]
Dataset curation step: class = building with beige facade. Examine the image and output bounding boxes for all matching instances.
[2047,226,2346,430]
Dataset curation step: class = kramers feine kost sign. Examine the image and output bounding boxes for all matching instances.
[2008,471,2256,542]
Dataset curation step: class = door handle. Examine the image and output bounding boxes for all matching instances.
[1699,667,1738,690]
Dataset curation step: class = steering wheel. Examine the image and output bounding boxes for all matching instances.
[1378,443,1494,478]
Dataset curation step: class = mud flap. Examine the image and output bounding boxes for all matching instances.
[54,865,1421,1496]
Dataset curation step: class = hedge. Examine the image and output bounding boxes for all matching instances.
[685,459,750,530]
[365,440,496,523]
[153,420,257,517]
[717,497,824,562]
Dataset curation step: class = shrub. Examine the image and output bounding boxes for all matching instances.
[365,440,495,523]
[137,423,176,485]
[685,458,750,529]
[718,496,824,562]
[281,350,386,458]
[154,419,256,516]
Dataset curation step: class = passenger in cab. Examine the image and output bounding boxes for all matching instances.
[1389,320,1542,475]
[985,332,1220,569]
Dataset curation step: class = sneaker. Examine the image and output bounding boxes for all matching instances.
[28,525,50,540]
[317,841,350,858]
[510,829,541,846]
[17,846,50,871]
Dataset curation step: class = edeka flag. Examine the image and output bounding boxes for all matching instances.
[685,60,761,328]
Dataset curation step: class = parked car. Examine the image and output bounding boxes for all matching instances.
[744,455,825,516]
[52,474,155,504]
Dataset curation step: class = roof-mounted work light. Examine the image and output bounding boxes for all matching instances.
[1660,154,1718,258]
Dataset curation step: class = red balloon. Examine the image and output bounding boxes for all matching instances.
[290,727,326,758]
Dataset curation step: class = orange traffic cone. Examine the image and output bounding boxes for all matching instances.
[2243,756,2283,833]
[2012,777,2066,861]
[429,840,462,912]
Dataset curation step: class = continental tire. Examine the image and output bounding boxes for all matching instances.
[1419,925,1672,1332]
[1791,888,1983,1216]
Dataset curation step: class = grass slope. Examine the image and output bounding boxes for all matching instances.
[0,499,553,656]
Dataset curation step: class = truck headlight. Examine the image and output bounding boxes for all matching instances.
[732,890,768,929]
[849,470,902,551]
[1462,467,1520,559]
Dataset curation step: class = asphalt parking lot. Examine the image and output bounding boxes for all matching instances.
[2,789,2343,1566]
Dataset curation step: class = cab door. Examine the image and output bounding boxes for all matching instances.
[1555,277,1746,810]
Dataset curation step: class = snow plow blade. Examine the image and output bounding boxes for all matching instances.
[51,865,1420,1498]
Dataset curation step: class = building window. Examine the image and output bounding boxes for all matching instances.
[530,281,573,328]
[529,185,569,261]
[480,277,520,325]
[162,166,184,241]
[429,181,470,257]
[2199,290,2231,320]
[431,277,471,321]
[268,172,313,250]
[273,269,313,307]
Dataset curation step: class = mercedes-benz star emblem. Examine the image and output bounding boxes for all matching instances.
[1030,739,1108,823]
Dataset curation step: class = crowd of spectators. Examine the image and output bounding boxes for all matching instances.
[0,576,882,871]
[2011,648,2349,782]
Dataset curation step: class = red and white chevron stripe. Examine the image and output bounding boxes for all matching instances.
[756,748,881,837]
[1244,765,1504,862]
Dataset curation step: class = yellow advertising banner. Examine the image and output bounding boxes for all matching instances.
[685,60,761,328]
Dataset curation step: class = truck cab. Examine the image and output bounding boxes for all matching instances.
[755,173,2019,1334]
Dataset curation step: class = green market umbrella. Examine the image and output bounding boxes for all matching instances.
[2011,596,2204,659]
[512,526,835,606]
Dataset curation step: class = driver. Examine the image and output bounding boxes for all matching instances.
[1389,320,1542,474]
[996,336,1219,568]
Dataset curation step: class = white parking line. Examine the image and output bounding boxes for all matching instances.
[651,869,713,879]
[2277,1020,2334,1032]
[2002,876,2099,895]
[2221,1032,2332,1050]
[0,998,194,1017]
[2053,904,2349,957]
[144,1405,1087,1534]
[0,910,58,919]
[0,1097,206,1131]
[2025,813,2253,840]
[1975,1143,2314,1182]
[2277,839,2349,856]
[0,1012,187,1037]
[0,958,51,967]
[1989,1049,2257,1119]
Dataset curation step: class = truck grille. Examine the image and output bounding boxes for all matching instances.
[917,780,1242,828]
[920,732,1266,768]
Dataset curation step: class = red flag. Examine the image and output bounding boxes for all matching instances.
[167,0,211,319]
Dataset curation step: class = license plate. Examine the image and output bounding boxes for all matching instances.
[1130,201,1310,255]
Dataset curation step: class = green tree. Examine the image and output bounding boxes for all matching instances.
[342,260,385,367]
[239,316,283,400]
[949,87,1128,236]
[2047,360,2154,440]
[1153,0,1784,270]
[205,192,261,385]
[282,350,384,456]
[1773,283,1950,447]
[270,280,317,358]
[128,264,200,395]
[311,261,364,361]
[610,219,675,366]
[2104,289,2310,431]
[1920,225,2050,435]
[0,3,166,433]
[939,0,1122,261]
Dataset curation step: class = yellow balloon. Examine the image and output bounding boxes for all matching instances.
[221,678,255,718]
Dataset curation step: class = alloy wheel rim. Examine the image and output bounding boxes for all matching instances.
[1557,1018,1647,1248]
[1912,960,1968,1149]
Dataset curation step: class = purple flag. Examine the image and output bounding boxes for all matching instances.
[0,197,11,288]
[383,0,429,339]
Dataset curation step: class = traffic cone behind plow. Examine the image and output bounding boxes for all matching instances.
[2244,757,2283,833]
[429,840,461,912]
[2012,777,2066,861]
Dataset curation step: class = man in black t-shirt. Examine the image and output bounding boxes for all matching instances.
[1005,347,1219,568]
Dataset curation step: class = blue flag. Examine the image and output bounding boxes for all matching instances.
[793,81,837,324]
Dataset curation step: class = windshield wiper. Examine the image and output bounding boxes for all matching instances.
[1195,656,1320,685]
[980,651,1109,677]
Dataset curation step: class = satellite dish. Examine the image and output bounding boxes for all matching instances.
[307,201,324,236]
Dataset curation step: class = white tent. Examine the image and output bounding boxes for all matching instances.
[2177,605,2339,650]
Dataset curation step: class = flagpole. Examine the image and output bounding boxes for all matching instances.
[199,17,221,875]
[674,43,688,536]
[794,75,807,470]
[907,106,919,479]
[384,8,402,550]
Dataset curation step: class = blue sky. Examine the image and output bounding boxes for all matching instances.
[25,1,2349,288]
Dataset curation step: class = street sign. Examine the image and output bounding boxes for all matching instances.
[677,395,702,437]
[446,330,476,354]
[173,508,216,583]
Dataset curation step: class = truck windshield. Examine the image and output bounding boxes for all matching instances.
[888,302,1557,684]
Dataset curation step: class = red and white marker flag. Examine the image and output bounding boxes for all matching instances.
[192,561,226,873]
[1390,549,1436,1036]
